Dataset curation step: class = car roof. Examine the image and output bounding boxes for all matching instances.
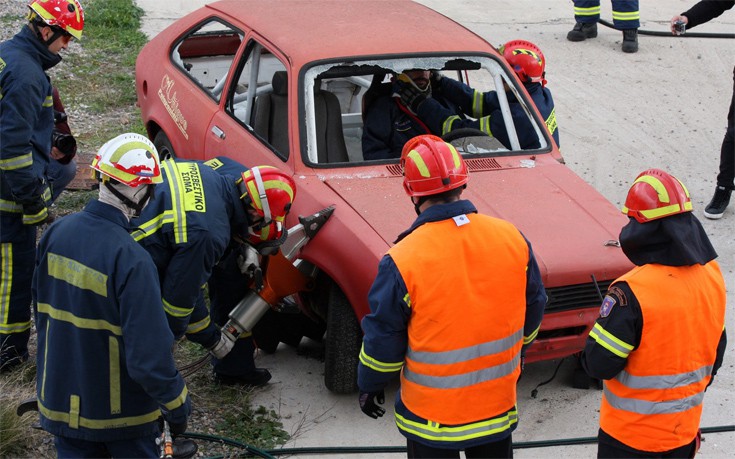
[206,0,496,66]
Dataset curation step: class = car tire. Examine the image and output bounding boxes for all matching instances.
[153,130,176,160]
[324,284,361,394]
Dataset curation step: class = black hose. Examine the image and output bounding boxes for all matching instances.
[185,425,735,457]
[598,18,735,39]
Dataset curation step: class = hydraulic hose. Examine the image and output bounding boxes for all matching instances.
[598,18,735,39]
[185,424,734,458]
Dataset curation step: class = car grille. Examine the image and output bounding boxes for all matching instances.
[545,279,613,312]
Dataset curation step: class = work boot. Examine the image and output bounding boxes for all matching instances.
[622,29,639,53]
[214,368,272,387]
[704,186,732,219]
[0,346,29,373]
[567,22,598,42]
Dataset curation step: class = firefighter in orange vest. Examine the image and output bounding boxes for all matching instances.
[357,134,546,458]
[582,168,727,458]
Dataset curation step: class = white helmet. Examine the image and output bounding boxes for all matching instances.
[91,133,163,187]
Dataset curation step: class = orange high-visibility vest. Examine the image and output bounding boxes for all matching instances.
[389,213,529,425]
[601,261,726,452]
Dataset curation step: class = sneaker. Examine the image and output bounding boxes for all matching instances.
[567,22,598,42]
[214,368,272,387]
[0,347,29,373]
[622,29,639,53]
[704,186,732,219]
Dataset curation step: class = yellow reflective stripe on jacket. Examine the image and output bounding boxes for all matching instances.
[546,107,557,136]
[589,322,634,358]
[43,95,53,107]
[109,337,121,414]
[0,243,32,332]
[612,10,640,21]
[1,243,13,324]
[162,160,188,244]
[478,116,493,137]
[36,303,122,335]
[38,400,162,430]
[524,324,540,345]
[395,407,518,442]
[22,206,48,225]
[0,199,23,212]
[47,253,108,297]
[163,297,193,318]
[132,211,175,241]
[574,6,600,16]
[359,343,403,373]
[471,89,484,118]
[0,152,33,170]
[442,115,462,136]
[163,385,189,412]
[186,315,211,334]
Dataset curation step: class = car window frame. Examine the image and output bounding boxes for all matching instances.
[168,16,245,104]
[299,52,553,169]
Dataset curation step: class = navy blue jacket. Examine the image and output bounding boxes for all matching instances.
[131,159,249,340]
[33,200,190,442]
[417,78,559,150]
[0,26,58,211]
[362,85,463,160]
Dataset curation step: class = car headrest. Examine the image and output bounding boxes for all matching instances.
[272,71,288,96]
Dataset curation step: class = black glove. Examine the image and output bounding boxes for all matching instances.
[21,197,50,226]
[168,419,188,437]
[395,79,428,114]
[359,390,385,419]
[430,70,443,84]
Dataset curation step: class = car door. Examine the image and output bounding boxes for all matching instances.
[204,35,293,174]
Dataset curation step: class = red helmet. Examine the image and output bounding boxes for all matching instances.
[400,135,468,197]
[500,39,546,85]
[238,166,296,243]
[622,168,693,223]
[29,0,85,40]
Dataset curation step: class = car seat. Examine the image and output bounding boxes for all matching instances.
[252,71,289,154]
[313,82,349,163]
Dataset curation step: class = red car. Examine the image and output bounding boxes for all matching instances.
[135,0,632,393]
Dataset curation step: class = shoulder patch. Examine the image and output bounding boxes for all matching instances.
[453,214,470,227]
[600,295,616,318]
[608,286,628,306]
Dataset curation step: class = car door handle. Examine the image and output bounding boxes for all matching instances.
[211,125,226,139]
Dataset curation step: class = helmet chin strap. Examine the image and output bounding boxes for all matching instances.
[31,21,64,47]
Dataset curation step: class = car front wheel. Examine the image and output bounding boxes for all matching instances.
[324,284,361,394]
[153,130,176,160]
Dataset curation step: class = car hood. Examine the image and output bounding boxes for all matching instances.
[323,159,632,286]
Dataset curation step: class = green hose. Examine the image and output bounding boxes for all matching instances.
[184,424,734,457]
[598,18,735,39]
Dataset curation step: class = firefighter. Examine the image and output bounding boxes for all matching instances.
[362,69,464,160]
[582,168,727,458]
[0,0,84,373]
[396,40,558,151]
[33,133,190,457]
[131,155,296,387]
[357,135,546,458]
[566,1,640,53]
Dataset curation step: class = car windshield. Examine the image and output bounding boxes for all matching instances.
[301,55,551,167]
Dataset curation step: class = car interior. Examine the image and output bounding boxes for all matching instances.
[171,19,550,168]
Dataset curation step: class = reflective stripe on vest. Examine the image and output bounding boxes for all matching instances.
[404,328,523,389]
[396,408,518,443]
[389,213,528,425]
[600,262,725,452]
